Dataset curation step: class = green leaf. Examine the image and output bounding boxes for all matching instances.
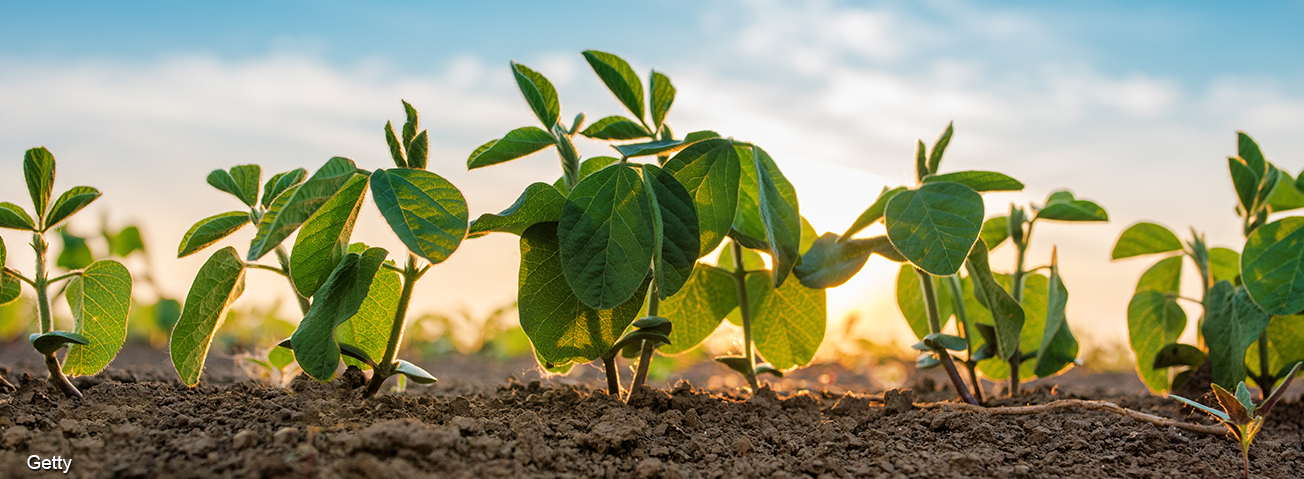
[394,360,437,384]
[644,164,700,297]
[748,269,827,370]
[1036,190,1108,222]
[922,171,1023,192]
[369,168,469,265]
[261,168,308,208]
[716,239,766,272]
[582,50,645,122]
[557,164,654,309]
[1209,247,1241,284]
[29,331,89,355]
[885,182,984,276]
[980,216,1009,250]
[664,139,741,257]
[926,122,953,174]
[1034,253,1079,377]
[468,182,566,238]
[335,266,400,370]
[290,174,370,297]
[177,211,251,258]
[63,260,132,376]
[1127,290,1187,393]
[518,222,648,367]
[57,230,94,270]
[43,186,100,231]
[207,165,260,207]
[1267,170,1304,213]
[1238,131,1268,178]
[290,247,388,381]
[745,146,802,287]
[23,147,56,221]
[467,126,555,170]
[795,233,888,289]
[964,241,1024,361]
[580,116,648,140]
[922,333,968,352]
[1170,394,1232,422]
[894,264,953,339]
[840,186,907,240]
[659,264,736,355]
[269,344,295,370]
[1153,343,1207,369]
[406,130,429,170]
[248,157,359,260]
[1246,314,1304,382]
[1202,281,1272,388]
[650,70,675,130]
[0,267,18,307]
[914,140,929,184]
[1229,157,1259,215]
[511,61,560,128]
[1112,222,1183,259]
[1242,217,1304,314]
[170,247,246,386]
[611,139,686,159]
[401,100,420,146]
[0,202,36,231]
[1136,255,1183,294]
[384,120,406,168]
[554,156,620,195]
[110,225,146,257]
[968,273,1049,381]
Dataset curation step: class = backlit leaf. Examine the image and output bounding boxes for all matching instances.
[964,241,1024,361]
[249,157,359,260]
[57,230,93,270]
[1242,217,1304,314]
[885,182,983,276]
[922,170,1023,192]
[291,248,388,381]
[467,126,555,169]
[401,100,419,146]
[750,146,801,287]
[663,139,741,256]
[1112,222,1183,259]
[1128,290,1187,393]
[290,174,369,297]
[1209,247,1240,284]
[511,61,560,128]
[370,168,468,265]
[895,264,953,339]
[558,164,654,309]
[207,165,260,207]
[1153,343,1207,369]
[384,120,406,168]
[840,186,907,241]
[0,202,36,231]
[469,182,566,238]
[335,266,400,369]
[580,116,648,141]
[795,233,887,289]
[63,260,132,376]
[170,247,245,386]
[644,164,700,297]
[650,70,675,130]
[659,264,735,355]
[261,168,307,208]
[1238,131,1267,177]
[1228,157,1259,214]
[406,130,429,170]
[926,122,953,174]
[178,211,251,258]
[23,147,55,221]
[1136,255,1182,294]
[1034,253,1078,377]
[110,225,146,257]
[582,50,645,122]
[1267,170,1304,213]
[748,269,826,370]
[980,216,1009,250]
[1202,281,1272,388]
[1036,190,1108,222]
[44,186,100,231]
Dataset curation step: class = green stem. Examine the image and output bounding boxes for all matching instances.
[916,268,977,405]
[1257,331,1272,391]
[243,263,287,276]
[943,275,983,403]
[603,356,621,396]
[274,246,311,314]
[364,253,420,398]
[731,241,760,391]
[1007,221,1034,397]
[32,233,81,399]
[5,268,36,288]
[46,271,81,284]
[630,283,660,397]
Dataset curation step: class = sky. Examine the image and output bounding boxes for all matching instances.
[2,0,1303,358]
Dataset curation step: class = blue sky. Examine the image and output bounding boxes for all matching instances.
[2,0,1303,355]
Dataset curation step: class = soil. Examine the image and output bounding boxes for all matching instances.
[1,345,1302,478]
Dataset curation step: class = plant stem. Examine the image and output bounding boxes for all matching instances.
[31,233,81,399]
[731,241,759,391]
[916,268,977,405]
[603,356,622,396]
[1007,221,1034,397]
[1256,331,1272,392]
[274,246,311,314]
[630,283,660,396]
[943,275,984,403]
[364,253,420,398]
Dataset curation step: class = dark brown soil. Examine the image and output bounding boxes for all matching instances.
[2,358,1302,479]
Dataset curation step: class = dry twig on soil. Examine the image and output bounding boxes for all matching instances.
[920,399,1228,435]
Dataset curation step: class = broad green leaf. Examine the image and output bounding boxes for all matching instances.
[467,126,555,169]
[1202,281,1272,388]
[795,233,888,289]
[0,202,36,231]
[922,171,1023,192]
[401,100,420,146]
[63,260,132,376]
[799,216,817,255]
[44,186,100,231]
[291,247,388,381]
[1153,343,1207,369]
[406,130,429,170]
[0,274,13,309]
[370,168,469,265]
[1238,131,1267,177]
[582,50,645,122]
[1228,157,1259,215]
[57,230,93,270]
[261,168,308,208]
[1034,254,1078,377]
[926,122,953,174]
[177,211,251,258]
[1209,247,1240,284]
[110,225,146,257]
[659,264,735,355]
[580,116,648,141]
[650,70,675,130]
[554,156,620,195]
[335,266,400,370]
[558,164,654,309]
[981,216,1009,250]
[1267,170,1304,213]
[1112,222,1183,259]
[664,139,741,256]
[468,182,566,238]
[29,331,89,355]
[170,247,246,386]
[1253,164,1281,214]
[885,182,984,276]
[248,157,359,260]
[972,273,1049,381]
[716,239,766,272]
[1246,314,1304,381]
[840,186,907,241]
[611,139,688,159]
[644,164,700,297]
[207,165,260,207]
[964,241,1024,361]
[518,222,648,367]
[1242,217,1304,314]
[748,270,826,370]
[394,360,437,384]
[894,264,953,339]
[290,174,369,297]
[1036,190,1108,222]
[1128,290,1187,393]
[268,344,295,370]
[23,147,56,221]
[384,120,406,168]
[511,61,560,128]
[1136,255,1183,294]
[750,146,802,287]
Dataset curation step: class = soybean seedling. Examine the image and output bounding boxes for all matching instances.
[0,147,132,399]
[1171,362,1301,479]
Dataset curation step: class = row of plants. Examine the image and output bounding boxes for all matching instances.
[1,52,1299,426]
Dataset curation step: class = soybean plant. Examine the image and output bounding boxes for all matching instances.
[0,147,132,399]
[1171,363,1301,479]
